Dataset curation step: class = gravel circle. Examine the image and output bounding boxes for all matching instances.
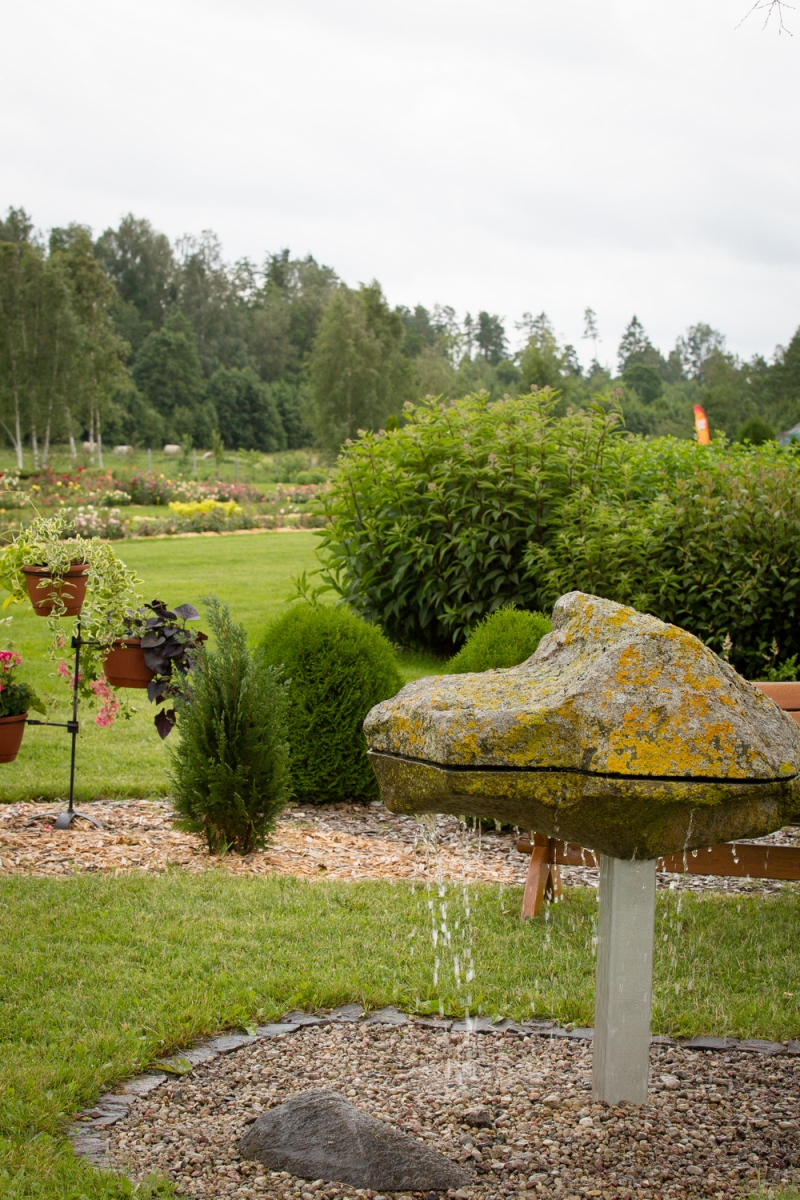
[103,1022,800,1200]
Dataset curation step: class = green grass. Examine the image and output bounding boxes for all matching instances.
[0,531,443,803]
[0,873,798,1196]
[2,519,798,1197]
[0,444,325,487]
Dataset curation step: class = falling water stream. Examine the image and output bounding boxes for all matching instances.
[413,812,483,1086]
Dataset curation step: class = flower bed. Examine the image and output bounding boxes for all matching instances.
[62,507,127,539]
[2,467,131,510]
[125,473,267,506]
[0,470,329,540]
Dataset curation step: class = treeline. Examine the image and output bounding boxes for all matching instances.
[1,205,799,465]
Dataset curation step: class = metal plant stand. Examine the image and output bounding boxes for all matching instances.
[27,617,103,830]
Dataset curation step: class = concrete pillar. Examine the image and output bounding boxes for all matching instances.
[592,854,657,1105]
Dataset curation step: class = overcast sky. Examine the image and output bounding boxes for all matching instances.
[1,0,797,367]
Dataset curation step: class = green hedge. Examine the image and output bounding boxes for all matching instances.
[320,391,800,677]
[259,603,402,804]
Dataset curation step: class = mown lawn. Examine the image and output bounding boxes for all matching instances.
[2,529,798,1199]
[0,531,444,804]
[1,872,799,1197]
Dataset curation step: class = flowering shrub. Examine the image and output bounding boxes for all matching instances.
[125,473,175,506]
[0,650,45,718]
[168,499,243,518]
[91,679,120,727]
[58,661,121,726]
[0,475,28,510]
[126,474,265,506]
[63,507,126,540]
[183,480,265,504]
[131,506,256,536]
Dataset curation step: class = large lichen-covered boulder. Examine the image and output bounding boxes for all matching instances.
[365,592,800,859]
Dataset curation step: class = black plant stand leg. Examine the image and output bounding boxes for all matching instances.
[28,617,104,831]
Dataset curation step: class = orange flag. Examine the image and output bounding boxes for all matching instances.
[693,405,710,445]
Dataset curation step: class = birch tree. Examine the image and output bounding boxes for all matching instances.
[49,225,127,468]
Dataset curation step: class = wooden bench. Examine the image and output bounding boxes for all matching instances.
[517,679,800,919]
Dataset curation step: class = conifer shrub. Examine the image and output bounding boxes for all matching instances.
[170,598,291,854]
[447,606,551,673]
[259,603,403,804]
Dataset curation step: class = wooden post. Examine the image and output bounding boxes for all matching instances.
[520,833,550,920]
[520,833,563,919]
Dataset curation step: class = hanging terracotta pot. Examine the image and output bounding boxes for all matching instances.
[21,563,89,617]
[102,638,155,689]
[0,712,28,763]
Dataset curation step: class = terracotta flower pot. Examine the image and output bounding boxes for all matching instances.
[102,638,155,689]
[21,563,89,617]
[0,712,28,763]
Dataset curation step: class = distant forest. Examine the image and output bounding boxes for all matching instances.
[1,205,799,465]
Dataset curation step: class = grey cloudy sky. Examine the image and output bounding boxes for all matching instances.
[2,0,797,367]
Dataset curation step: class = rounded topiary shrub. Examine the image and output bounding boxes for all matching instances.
[260,603,403,803]
[447,606,551,673]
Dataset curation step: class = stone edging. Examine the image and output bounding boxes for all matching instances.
[68,1005,800,1171]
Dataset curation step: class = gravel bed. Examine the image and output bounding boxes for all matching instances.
[99,1020,800,1199]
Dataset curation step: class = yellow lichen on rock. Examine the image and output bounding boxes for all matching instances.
[364,591,800,782]
[364,592,800,857]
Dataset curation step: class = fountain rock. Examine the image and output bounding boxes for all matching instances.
[365,592,800,858]
[239,1089,470,1190]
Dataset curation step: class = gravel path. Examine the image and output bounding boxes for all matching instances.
[99,1018,800,1200]
[1,799,798,898]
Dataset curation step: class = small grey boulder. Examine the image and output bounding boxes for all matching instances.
[239,1089,470,1191]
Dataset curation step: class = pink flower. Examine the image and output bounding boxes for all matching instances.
[91,678,120,727]
[57,661,70,679]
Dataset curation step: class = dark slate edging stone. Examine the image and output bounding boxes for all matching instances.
[736,1039,786,1056]
[364,1005,408,1026]
[68,1006,800,1172]
[683,1037,740,1051]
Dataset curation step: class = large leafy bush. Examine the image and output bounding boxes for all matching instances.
[447,606,551,673]
[259,603,403,804]
[527,439,800,677]
[170,598,291,854]
[321,391,800,676]
[319,390,627,653]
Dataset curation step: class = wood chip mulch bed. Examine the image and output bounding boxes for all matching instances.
[0,800,530,885]
[1,799,798,898]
